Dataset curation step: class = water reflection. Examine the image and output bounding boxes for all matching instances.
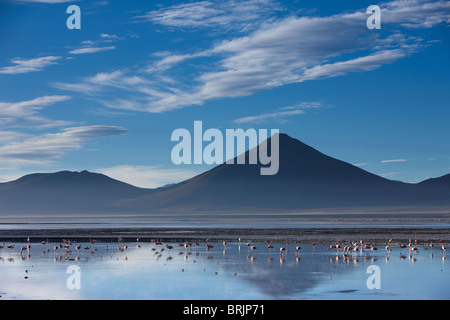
[0,238,448,300]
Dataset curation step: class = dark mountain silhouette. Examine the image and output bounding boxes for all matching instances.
[0,170,152,215]
[419,174,450,188]
[118,133,450,213]
[0,134,449,217]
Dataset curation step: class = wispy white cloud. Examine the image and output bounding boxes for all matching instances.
[69,46,116,55]
[0,56,61,75]
[300,49,412,81]
[97,165,200,189]
[52,70,154,97]
[0,131,31,143]
[381,159,410,163]
[379,172,402,178]
[0,125,128,167]
[140,0,281,32]
[381,0,450,28]
[0,95,72,128]
[68,33,123,55]
[146,50,212,73]
[353,163,370,167]
[234,102,324,124]
[99,33,122,41]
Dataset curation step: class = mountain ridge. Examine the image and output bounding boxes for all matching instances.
[0,133,449,216]
[117,133,449,213]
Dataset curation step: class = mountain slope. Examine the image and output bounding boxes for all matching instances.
[0,170,153,215]
[119,133,449,213]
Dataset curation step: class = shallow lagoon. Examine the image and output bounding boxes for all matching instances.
[0,240,448,300]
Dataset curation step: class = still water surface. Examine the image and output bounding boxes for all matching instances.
[0,241,448,300]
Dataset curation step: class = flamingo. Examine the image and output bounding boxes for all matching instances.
[385,246,392,253]
[7,244,14,250]
[341,246,347,256]
[267,243,274,250]
[0,244,4,249]
[280,247,286,255]
[441,244,447,252]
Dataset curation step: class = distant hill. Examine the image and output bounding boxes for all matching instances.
[419,174,450,188]
[0,134,449,217]
[0,170,152,215]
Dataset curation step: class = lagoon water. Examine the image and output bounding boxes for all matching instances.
[0,240,448,300]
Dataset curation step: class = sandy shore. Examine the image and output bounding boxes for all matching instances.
[0,226,448,245]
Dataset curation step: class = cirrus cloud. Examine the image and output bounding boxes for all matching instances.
[0,56,62,75]
[0,125,129,167]
[0,95,72,128]
[54,0,450,114]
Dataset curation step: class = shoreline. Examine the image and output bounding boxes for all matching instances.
[0,226,449,244]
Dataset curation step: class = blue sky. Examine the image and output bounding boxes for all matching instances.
[0,0,449,187]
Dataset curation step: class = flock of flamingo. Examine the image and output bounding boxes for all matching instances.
[0,235,446,264]
[325,238,447,255]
